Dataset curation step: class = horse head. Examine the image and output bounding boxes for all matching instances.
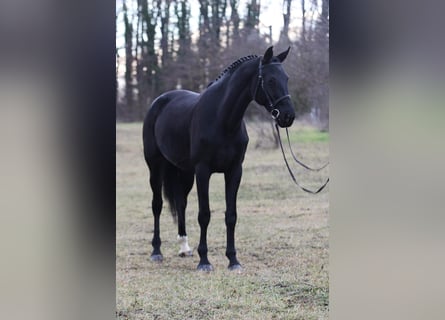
[252,46,295,128]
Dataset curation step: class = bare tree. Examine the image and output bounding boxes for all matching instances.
[300,0,306,42]
[279,0,292,44]
[197,0,228,83]
[136,0,159,118]
[158,0,172,68]
[229,0,240,46]
[172,0,200,91]
[211,0,227,46]
[122,0,134,120]
[316,0,329,130]
[288,0,329,130]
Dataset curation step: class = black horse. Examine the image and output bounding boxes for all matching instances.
[143,46,295,271]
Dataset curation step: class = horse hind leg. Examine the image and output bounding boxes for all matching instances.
[177,235,192,257]
[147,159,164,262]
[161,161,195,257]
[176,170,194,257]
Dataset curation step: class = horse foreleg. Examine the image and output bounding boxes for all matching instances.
[224,165,242,270]
[195,164,213,271]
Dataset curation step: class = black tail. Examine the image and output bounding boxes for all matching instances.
[161,162,194,224]
[162,161,179,223]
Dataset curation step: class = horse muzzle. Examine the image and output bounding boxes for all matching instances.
[273,109,295,128]
[268,96,295,128]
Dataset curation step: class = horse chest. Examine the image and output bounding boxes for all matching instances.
[190,118,249,172]
[208,137,248,172]
[212,145,236,169]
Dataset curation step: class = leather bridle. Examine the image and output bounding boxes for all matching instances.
[252,59,291,120]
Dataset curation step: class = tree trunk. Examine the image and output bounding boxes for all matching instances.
[137,0,159,119]
[123,0,134,120]
[301,0,306,43]
[229,0,240,45]
[280,0,292,44]
[159,0,172,68]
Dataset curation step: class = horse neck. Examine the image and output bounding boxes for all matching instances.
[217,59,258,133]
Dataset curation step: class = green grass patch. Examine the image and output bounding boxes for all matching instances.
[285,127,329,143]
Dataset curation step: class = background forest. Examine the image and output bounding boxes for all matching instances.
[116,0,328,131]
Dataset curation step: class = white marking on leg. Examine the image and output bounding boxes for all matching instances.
[177,235,192,256]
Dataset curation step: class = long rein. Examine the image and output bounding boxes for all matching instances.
[275,125,329,194]
[253,58,330,194]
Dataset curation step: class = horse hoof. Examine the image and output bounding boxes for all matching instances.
[228,264,243,272]
[150,254,163,262]
[197,264,214,272]
[179,251,193,258]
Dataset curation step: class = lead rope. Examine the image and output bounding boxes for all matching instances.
[285,128,329,172]
[275,124,329,194]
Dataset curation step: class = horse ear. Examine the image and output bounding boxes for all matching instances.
[277,46,291,62]
[262,46,274,63]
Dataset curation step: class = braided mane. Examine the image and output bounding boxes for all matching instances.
[208,54,258,87]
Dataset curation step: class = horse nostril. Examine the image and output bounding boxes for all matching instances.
[284,113,292,122]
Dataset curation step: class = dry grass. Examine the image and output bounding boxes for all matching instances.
[116,121,329,319]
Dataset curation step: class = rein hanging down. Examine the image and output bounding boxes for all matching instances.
[253,56,329,194]
[275,124,330,194]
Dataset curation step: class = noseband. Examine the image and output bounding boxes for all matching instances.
[252,59,291,120]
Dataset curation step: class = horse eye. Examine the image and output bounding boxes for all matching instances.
[268,78,276,87]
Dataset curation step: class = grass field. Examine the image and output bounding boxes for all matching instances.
[116,121,329,319]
